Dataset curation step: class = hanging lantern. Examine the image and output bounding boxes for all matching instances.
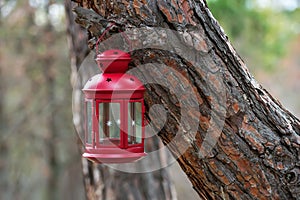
[82,49,146,163]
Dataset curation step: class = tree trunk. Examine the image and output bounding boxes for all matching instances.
[65,1,177,200]
[70,0,300,199]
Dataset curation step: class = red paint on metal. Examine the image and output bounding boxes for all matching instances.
[82,50,146,163]
[96,49,131,73]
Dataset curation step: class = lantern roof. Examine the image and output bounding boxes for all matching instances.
[84,49,145,98]
[83,73,145,92]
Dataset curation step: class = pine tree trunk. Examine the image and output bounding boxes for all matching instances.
[69,0,300,199]
[65,1,177,200]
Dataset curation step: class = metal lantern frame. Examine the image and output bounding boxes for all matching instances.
[82,49,146,163]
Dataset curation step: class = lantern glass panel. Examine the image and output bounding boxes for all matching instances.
[98,103,104,144]
[99,102,121,145]
[128,102,142,144]
[86,101,93,144]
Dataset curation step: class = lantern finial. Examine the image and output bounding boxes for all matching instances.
[96,49,131,73]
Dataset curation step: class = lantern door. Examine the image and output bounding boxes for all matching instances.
[96,100,124,148]
[94,99,145,149]
[126,100,144,148]
[85,100,94,148]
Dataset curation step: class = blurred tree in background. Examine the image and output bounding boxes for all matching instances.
[0,0,84,199]
[207,0,299,72]
[0,0,299,199]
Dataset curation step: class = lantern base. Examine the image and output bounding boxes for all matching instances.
[83,147,146,164]
[83,152,146,163]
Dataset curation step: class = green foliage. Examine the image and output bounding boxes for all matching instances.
[207,0,297,72]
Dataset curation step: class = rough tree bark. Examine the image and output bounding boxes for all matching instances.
[69,0,300,199]
[65,1,177,200]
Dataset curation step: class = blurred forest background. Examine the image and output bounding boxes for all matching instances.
[0,0,299,199]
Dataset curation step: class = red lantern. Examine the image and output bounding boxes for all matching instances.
[82,49,146,163]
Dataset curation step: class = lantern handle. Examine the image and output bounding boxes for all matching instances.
[95,22,116,55]
[95,23,132,54]
[120,31,132,52]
